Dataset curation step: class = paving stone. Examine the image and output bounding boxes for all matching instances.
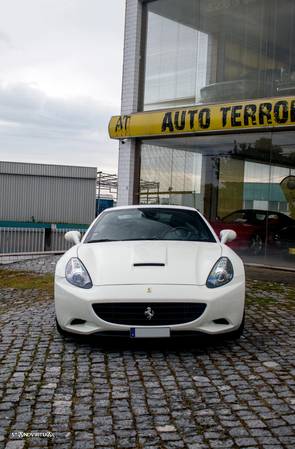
[192,376,211,384]
[262,361,281,369]
[234,438,258,446]
[272,426,295,436]
[209,440,234,448]
[229,427,249,437]
[160,433,182,442]
[4,442,25,449]
[156,425,177,432]
[283,415,295,425]
[257,437,282,445]
[244,419,266,429]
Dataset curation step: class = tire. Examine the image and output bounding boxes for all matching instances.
[55,317,73,338]
[249,234,263,256]
[224,312,245,340]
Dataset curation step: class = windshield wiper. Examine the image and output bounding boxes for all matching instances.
[121,238,160,241]
[86,237,161,243]
[86,239,118,243]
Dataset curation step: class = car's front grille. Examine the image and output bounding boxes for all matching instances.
[92,303,206,326]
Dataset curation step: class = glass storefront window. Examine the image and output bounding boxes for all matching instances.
[143,0,295,110]
[139,131,295,269]
[140,143,203,208]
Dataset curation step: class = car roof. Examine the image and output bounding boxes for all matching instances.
[106,204,199,212]
[227,209,286,215]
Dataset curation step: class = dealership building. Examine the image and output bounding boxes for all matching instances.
[109,0,295,268]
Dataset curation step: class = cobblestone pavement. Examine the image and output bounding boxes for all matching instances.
[0,255,60,274]
[0,257,294,449]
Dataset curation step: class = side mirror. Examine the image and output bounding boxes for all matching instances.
[65,231,81,245]
[220,229,237,244]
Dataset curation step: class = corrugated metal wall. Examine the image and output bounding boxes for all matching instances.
[0,161,97,224]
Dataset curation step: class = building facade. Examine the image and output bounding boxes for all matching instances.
[110,0,295,268]
[0,161,97,225]
[0,161,97,253]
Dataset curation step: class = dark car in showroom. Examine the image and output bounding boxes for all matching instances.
[274,225,295,256]
[211,209,294,255]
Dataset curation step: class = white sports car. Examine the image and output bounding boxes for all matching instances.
[55,205,245,339]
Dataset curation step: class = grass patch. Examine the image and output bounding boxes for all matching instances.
[0,269,53,294]
[246,279,295,305]
[246,294,276,305]
[247,281,286,293]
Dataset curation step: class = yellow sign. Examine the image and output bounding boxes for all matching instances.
[108,96,295,139]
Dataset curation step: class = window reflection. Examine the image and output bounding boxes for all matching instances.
[144,0,295,109]
[139,131,295,268]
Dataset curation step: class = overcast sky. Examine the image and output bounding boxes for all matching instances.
[0,0,125,172]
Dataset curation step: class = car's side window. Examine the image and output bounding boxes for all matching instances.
[223,212,247,223]
[255,213,267,222]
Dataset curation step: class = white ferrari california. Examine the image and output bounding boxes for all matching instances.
[55,205,245,339]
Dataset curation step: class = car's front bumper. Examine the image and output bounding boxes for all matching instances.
[54,277,245,337]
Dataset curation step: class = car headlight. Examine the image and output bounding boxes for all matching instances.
[65,257,92,289]
[206,257,234,288]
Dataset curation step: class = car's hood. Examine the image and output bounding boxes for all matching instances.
[77,240,222,286]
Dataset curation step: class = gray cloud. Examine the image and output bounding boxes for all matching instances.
[0,83,119,171]
[0,0,124,172]
[0,83,112,133]
[0,30,11,46]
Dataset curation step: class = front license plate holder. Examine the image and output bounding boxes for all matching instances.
[130,327,170,338]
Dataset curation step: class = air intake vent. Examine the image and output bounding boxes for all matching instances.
[92,303,206,326]
[133,263,165,267]
[213,318,229,325]
[70,319,86,325]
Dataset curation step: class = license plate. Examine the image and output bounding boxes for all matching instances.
[130,327,170,338]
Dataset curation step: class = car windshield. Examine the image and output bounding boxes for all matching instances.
[85,208,216,243]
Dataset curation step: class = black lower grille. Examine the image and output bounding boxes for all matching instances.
[92,303,206,326]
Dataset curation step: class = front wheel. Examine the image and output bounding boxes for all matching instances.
[225,313,245,340]
[55,317,73,337]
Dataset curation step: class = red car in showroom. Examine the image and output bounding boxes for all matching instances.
[211,209,294,255]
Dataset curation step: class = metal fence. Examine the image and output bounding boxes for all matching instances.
[0,228,45,253]
[50,229,85,251]
[0,227,86,255]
